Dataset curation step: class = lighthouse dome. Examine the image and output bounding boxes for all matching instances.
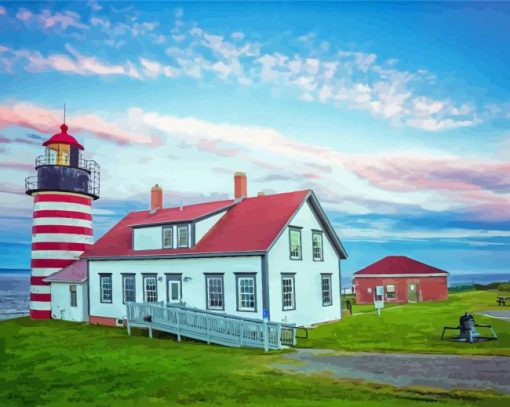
[43,124,84,150]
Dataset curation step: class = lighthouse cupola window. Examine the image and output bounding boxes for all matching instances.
[46,143,70,166]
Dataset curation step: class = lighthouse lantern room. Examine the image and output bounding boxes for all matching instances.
[25,122,100,320]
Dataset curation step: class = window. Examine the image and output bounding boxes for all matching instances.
[70,285,77,307]
[312,231,324,261]
[143,275,158,303]
[236,274,256,312]
[100,274,112,303]
[282,274,296,310]
[289,227,302,260]
[386,284,396,299]
[162,227,173,248]
[177,225,189,248]
[321,274,332,306]
[206,274,224,310]
[123,274,136,303]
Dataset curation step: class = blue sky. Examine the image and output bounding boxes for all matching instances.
[1,1,510,278]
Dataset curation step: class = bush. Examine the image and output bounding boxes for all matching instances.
[498,283,510,293]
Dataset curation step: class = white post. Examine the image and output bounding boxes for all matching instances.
[263,319,269,352]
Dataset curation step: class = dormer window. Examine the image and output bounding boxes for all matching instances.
[177,225,189,248]
[162,226,173,248]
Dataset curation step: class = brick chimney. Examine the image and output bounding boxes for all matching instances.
[151,184,163,212]
[234,172,247,199]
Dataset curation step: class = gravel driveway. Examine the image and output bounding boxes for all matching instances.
[275,349,510,394]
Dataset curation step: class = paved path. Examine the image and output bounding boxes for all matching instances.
[275,349,510,394]
[478,310,510,321]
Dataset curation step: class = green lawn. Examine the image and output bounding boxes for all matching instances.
[300,290,510,355]
[1,317,509,406]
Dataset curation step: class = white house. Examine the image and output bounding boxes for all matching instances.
[71,172,347,327]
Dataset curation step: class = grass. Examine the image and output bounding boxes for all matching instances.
[299,290,510,355]
[1,317,509,406]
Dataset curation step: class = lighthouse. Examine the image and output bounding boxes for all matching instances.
[25,122,100,319]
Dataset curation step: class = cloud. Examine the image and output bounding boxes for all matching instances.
[16,8,88,31]
[0,102,156,146]
[0,182,25,195]
[0,162,33,171]
[1,44,141,78]
[0,6,6,16]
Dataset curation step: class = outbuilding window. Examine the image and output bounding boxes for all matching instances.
[282,274,296,310]
[321,274,332,306]
[70,285,77,307]
[162,227,173,248]
[100,274,112,303]
[386,284,396,299]
[289,227,302,260]
[143,275,158,303]
[206,274,224,310]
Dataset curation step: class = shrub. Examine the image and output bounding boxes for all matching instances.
[498,283,510,293]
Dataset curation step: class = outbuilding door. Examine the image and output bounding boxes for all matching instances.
[407,283,418,302]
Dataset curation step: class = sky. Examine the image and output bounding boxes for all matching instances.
[1,1,510,278]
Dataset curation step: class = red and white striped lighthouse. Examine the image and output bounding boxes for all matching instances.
[25,122,100,319]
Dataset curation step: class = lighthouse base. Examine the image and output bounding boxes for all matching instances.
[30,310,52,320]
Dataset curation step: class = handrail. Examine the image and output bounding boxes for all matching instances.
[126,302,296,350]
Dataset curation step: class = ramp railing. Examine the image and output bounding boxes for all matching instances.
[126,302,296,351]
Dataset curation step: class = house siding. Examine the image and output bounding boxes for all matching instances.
[354,275,448,304]
[267,200,342,326]
[88,256,263,322]
[195,211,227,243]
[50,282,88,322]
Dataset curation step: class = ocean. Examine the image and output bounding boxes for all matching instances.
[0,269,30,321]
[1,269,509,321]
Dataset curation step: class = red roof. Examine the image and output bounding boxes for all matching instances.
[128,199,234,227]
[43,260,87,283]
[43,124,84,150]
[82,190,313,259]
[354,256,448,276]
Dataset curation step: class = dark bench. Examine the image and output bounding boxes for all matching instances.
[497,296,510,306]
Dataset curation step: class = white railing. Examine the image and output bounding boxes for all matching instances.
[126,302,296,351]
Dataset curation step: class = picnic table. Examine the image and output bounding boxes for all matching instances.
[497,296,510,306]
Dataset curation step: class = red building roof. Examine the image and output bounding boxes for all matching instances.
[43,260,87,283]
[82,190,327,259]
[354,256,447,276]
[43,124,84,150]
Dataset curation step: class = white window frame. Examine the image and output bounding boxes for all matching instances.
[289,227,302,260]
[206,274,224,310]
[321,274,332,306]
[282,274,296,311]
[177,225,189,248]
[100,274,112,303]
[312,231,324,261]
[162,226,173,248]
[143,274,158,303]
[122,274,136,303]
[236,274,256,312]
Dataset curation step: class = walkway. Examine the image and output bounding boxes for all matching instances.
[275,349,510,394]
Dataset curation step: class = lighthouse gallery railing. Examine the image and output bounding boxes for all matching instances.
[126,302,297,351]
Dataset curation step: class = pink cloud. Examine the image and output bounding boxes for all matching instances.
[0,161,33,171]
[0,182,25,195]
[0,103,156,146]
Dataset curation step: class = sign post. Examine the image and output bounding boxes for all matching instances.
[374,286,385,316]
[263,308,269,352]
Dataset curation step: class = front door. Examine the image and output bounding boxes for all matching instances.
[168,279,181,304]
[408,283,418,302]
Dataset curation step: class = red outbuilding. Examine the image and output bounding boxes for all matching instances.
[353,256,448,305]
